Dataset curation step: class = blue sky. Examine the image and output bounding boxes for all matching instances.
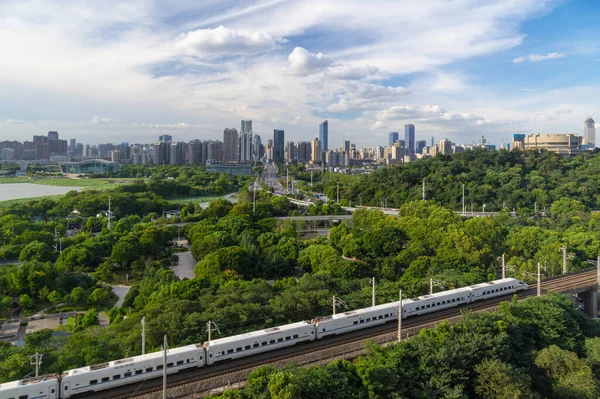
[0,0,598,148]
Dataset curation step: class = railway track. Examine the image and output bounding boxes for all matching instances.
[88,269,598,399]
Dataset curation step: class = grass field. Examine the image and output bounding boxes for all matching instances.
[167,195,223,204]
[0,195,66,208]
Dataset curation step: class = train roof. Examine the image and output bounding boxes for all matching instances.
[206,321,311,347]
[0,374,58,389]
[66,344,203,376]
[467,278,520,290]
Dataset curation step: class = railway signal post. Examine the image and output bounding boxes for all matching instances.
[30,353,42,377]
[141,317,146,355]
[537,263,541,297]
[372,277,376,307]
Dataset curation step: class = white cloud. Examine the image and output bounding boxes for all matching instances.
[325,65,379,80]
[287,47,333,76]
[91,116,118,124]
[513,52,565,63]
[174,25,281,58]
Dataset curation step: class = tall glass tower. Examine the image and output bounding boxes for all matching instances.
[389,132,399,146]
[585,117,595,148]
[319,120,329,152]
[404,124,415,154]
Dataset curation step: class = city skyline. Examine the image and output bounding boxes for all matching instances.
[0,1,598,147]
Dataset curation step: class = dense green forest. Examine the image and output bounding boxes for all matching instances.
[309,149,600,212]
[1,159,600,397]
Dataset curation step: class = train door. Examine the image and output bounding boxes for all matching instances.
[48,383,58,399]
[62,381,71,398]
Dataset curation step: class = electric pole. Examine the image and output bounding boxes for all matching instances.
[371,277,376,307]
[537,262,541,297]
[141,317,146,355]
[337,181,340,204]
[30,353,42,377]
[333,296,336,315]
[206,320,220,342]
[107,196,111,230]
[462,184,465,216]
[560,246,568,274]
[397,289,402,342]
[162,335,168,399]
[597,255,600,288]
[422,179,425,201]
[502,253,506,279]
[430,278,433,295]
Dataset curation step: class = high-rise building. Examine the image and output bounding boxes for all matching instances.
[585,117,596,148]
[512,134,526,150]
[33,135,50,160]
[223,128,239,162]
[319,120,329,152]
[342,140,351,152]
[416,140,427,154]
[388,132,399,146]
[154,141,170,164]
[239,132,254,162]
[524,133,582,155]
[286,142,296,163]
[431,136,434,147]
[311,138,321,164]
[241,119,252,133]
[297,141,311,163]
[273,129,285,162]
[205,140,223,162]
[254,134,264,160]
[404,124,415,154]
[0,141,24,160]
[69,139,76,151]
[47,131,59,141]
[439,138,452,155]
[159,135,173,143]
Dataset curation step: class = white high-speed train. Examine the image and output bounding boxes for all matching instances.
[0,278,527,399]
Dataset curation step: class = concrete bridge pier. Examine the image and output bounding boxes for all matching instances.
[580,290,598,317]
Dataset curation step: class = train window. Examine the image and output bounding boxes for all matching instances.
[228,349,234,354]
[261,341,267,346]
[293,334,299,339]
[209,354,212,358]
[236,347,242,352]
[124,372,132,377]
[277,338,283,342]
[285,336,291,341]
[90,379,98,385]
[19,396,28,399]
[113,374,121,380]
[270,340,275,344]
[245,345,251,350]
[102,377,109,382]
[157,365,164,370]
[136,369,143,375]
[52,389,55,394]
[146,367,153,372]
[353,321,358,325]
[366,318,371,322]
[177,360,184,366]
[254,343,260,348]
[167,363,174,368]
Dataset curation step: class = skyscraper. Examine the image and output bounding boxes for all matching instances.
[311,138,321,164]
[239,132,254,162]
[223,128,238,161]
[254,134,264,160]
[439,138,452,155]
[389,132,399,146]
[159,135,172,143]
[241,119,252,133]
[273,129,285,162]
[416,140,427,154]
[585,117,596,148]
[319,120,329,152]
[405,124,415,154]
[342,140,351,152]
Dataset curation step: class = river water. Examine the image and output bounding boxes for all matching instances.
[0,183,80,201]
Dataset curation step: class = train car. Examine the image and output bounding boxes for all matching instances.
[403,286,472,318]
[205,321,315,365]
[0,375,60,399]
[470,278,527,302]
[62,344,204,398]
[316,302,398,339]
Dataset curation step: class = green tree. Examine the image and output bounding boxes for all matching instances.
[19,294,33,309]
[474,358,532,399]
[19,241,53,263]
